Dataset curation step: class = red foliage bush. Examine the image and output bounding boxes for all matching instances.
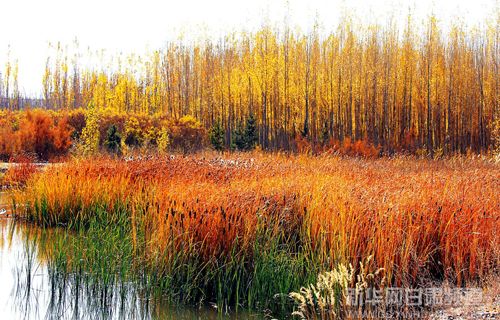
[292,135,380,158]
[53,116,73,156]
[337,138,380,158]
[0,109,73,161]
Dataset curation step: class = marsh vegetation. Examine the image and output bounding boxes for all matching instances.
[1,153,498,318]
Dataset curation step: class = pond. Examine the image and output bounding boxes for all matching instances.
[0,192,274,320]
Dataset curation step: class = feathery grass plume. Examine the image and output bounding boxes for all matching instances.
[290,256,385,320]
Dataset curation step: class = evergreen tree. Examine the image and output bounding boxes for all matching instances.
[208,121,225,151]
[231,120,246,151]
[320,122,330,146]
[243,113,258,150]
[300,121,309,139]
[105,124,121,153]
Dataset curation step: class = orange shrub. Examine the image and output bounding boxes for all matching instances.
[0,109,74,161]
[53,116,73,156]
[29,110,55,158]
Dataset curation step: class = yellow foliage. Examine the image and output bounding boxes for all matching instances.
[76,105,100,157]
[178,115,202,129]
[124,116,142,146]
[157,127,170,154]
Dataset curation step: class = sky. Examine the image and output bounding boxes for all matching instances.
[0,0,498,96]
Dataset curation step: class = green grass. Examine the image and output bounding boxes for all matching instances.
[13,200,318,318]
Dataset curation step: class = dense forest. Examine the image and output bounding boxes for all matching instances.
[2,11,500,155]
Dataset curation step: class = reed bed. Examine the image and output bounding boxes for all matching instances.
[13,153,500,312]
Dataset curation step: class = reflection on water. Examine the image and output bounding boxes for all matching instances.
[0,192,272,320]
[0,190,9,216]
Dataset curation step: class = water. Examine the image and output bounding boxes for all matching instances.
[0,192,273,320]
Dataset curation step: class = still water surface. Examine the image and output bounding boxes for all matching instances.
[0,192,271,320]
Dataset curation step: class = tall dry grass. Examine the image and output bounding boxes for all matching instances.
[13,153,500,309]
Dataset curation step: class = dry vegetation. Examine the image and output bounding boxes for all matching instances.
[12,153,500,312]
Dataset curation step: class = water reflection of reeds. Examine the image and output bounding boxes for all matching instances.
[10,219,152,320]
[5,220,269,320]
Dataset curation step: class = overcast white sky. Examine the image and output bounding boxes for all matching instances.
[0,0,497,95]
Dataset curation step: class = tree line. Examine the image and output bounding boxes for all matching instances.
[2,11,500,155]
